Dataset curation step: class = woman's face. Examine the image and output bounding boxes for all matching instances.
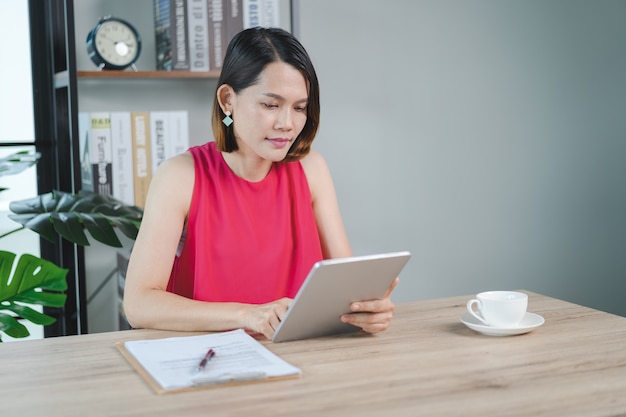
[230,61,309,162]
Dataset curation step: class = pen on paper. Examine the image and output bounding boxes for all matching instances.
[196,348,215,373]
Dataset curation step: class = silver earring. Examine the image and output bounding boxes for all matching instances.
[222,111,233,127]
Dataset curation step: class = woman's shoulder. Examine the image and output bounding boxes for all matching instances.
[299,148,328,174]
[160,150,194,169]
[299,148,333,196]
[141,151,195,218]
[152,151,195,185]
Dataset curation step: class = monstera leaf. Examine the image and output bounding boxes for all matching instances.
[0,251,68,342]
[0,150,41,193]
[0,150,41,178]
[8,190,143,248]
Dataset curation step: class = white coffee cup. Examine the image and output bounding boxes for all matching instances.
[466,291,528,328]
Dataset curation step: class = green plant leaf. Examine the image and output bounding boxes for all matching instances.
[51,212,90,246]
[0,150,41,177]
[0,251,68,302]
[108,216,141,241]
[7,213,56,242]
[0,251,68,341]
[0,313,30,340]
[4,303,56,325]
[13,289,67,307]
[8,190,143,248]
[81,213,122,247]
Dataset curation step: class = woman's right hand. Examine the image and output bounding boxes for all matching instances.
[242,298,292,339]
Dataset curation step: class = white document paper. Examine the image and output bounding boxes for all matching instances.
[123,329,301,390]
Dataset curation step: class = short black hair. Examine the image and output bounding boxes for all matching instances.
[211,27,320,162]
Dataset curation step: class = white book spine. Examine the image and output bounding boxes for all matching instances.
[208,0,225,70]
[150,111,170,174]
[259,0,279,27]
[187,0,210,71]
[242,0,261,28]
[171,0,190,70]
[130,112,152,208]
[110,112,135,206]
[89,112,113,196]
[168,110,190,158]
[78,112,94,192]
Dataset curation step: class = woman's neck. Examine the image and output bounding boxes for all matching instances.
[221,151,273,182]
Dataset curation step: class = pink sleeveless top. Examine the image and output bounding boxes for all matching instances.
[167,142,323,304]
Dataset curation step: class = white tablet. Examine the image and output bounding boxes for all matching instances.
[272,251,411,343]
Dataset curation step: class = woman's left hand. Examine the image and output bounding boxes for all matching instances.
[340,277,399,334]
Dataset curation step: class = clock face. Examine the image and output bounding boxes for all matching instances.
[94,20,139,67]
[86,17,142,70]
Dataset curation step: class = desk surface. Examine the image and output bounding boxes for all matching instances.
[2,292,626,416]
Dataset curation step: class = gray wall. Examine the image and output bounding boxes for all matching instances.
[73,0,626,326]
[295,0,626,315]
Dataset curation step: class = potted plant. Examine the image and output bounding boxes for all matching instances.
[0,150,142,341]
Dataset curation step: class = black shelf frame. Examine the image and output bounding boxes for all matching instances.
[29,0,87,337]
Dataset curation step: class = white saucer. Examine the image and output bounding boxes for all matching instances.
[460,312,545,336]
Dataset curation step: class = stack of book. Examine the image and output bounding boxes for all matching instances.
[78,110,189,208]
[153,0,281,72]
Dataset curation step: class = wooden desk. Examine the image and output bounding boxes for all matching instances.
[2,292,626,416]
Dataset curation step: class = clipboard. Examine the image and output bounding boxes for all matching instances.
[115,329,301,394]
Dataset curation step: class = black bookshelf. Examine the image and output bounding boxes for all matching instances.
[29,0,88,337]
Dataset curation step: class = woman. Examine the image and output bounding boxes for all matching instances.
[123,27,398,340]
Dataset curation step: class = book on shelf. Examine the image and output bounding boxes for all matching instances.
[171,0,191,70]
[259,0,279,27]
[89,112,113,196]
[187,0,210,71]
[224,0,244,47]
[131,111,152,208]
[243,0,279,28]
[79,110,189,208]
[153,0,172,70]
[207,0,226,71]
[153,0,282,73]
[168,110,190,158]
[242,0,260,28]
[110,112,135,206]
[150,111,170,174]
[150,111,190,173]
[78,112,94,192]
